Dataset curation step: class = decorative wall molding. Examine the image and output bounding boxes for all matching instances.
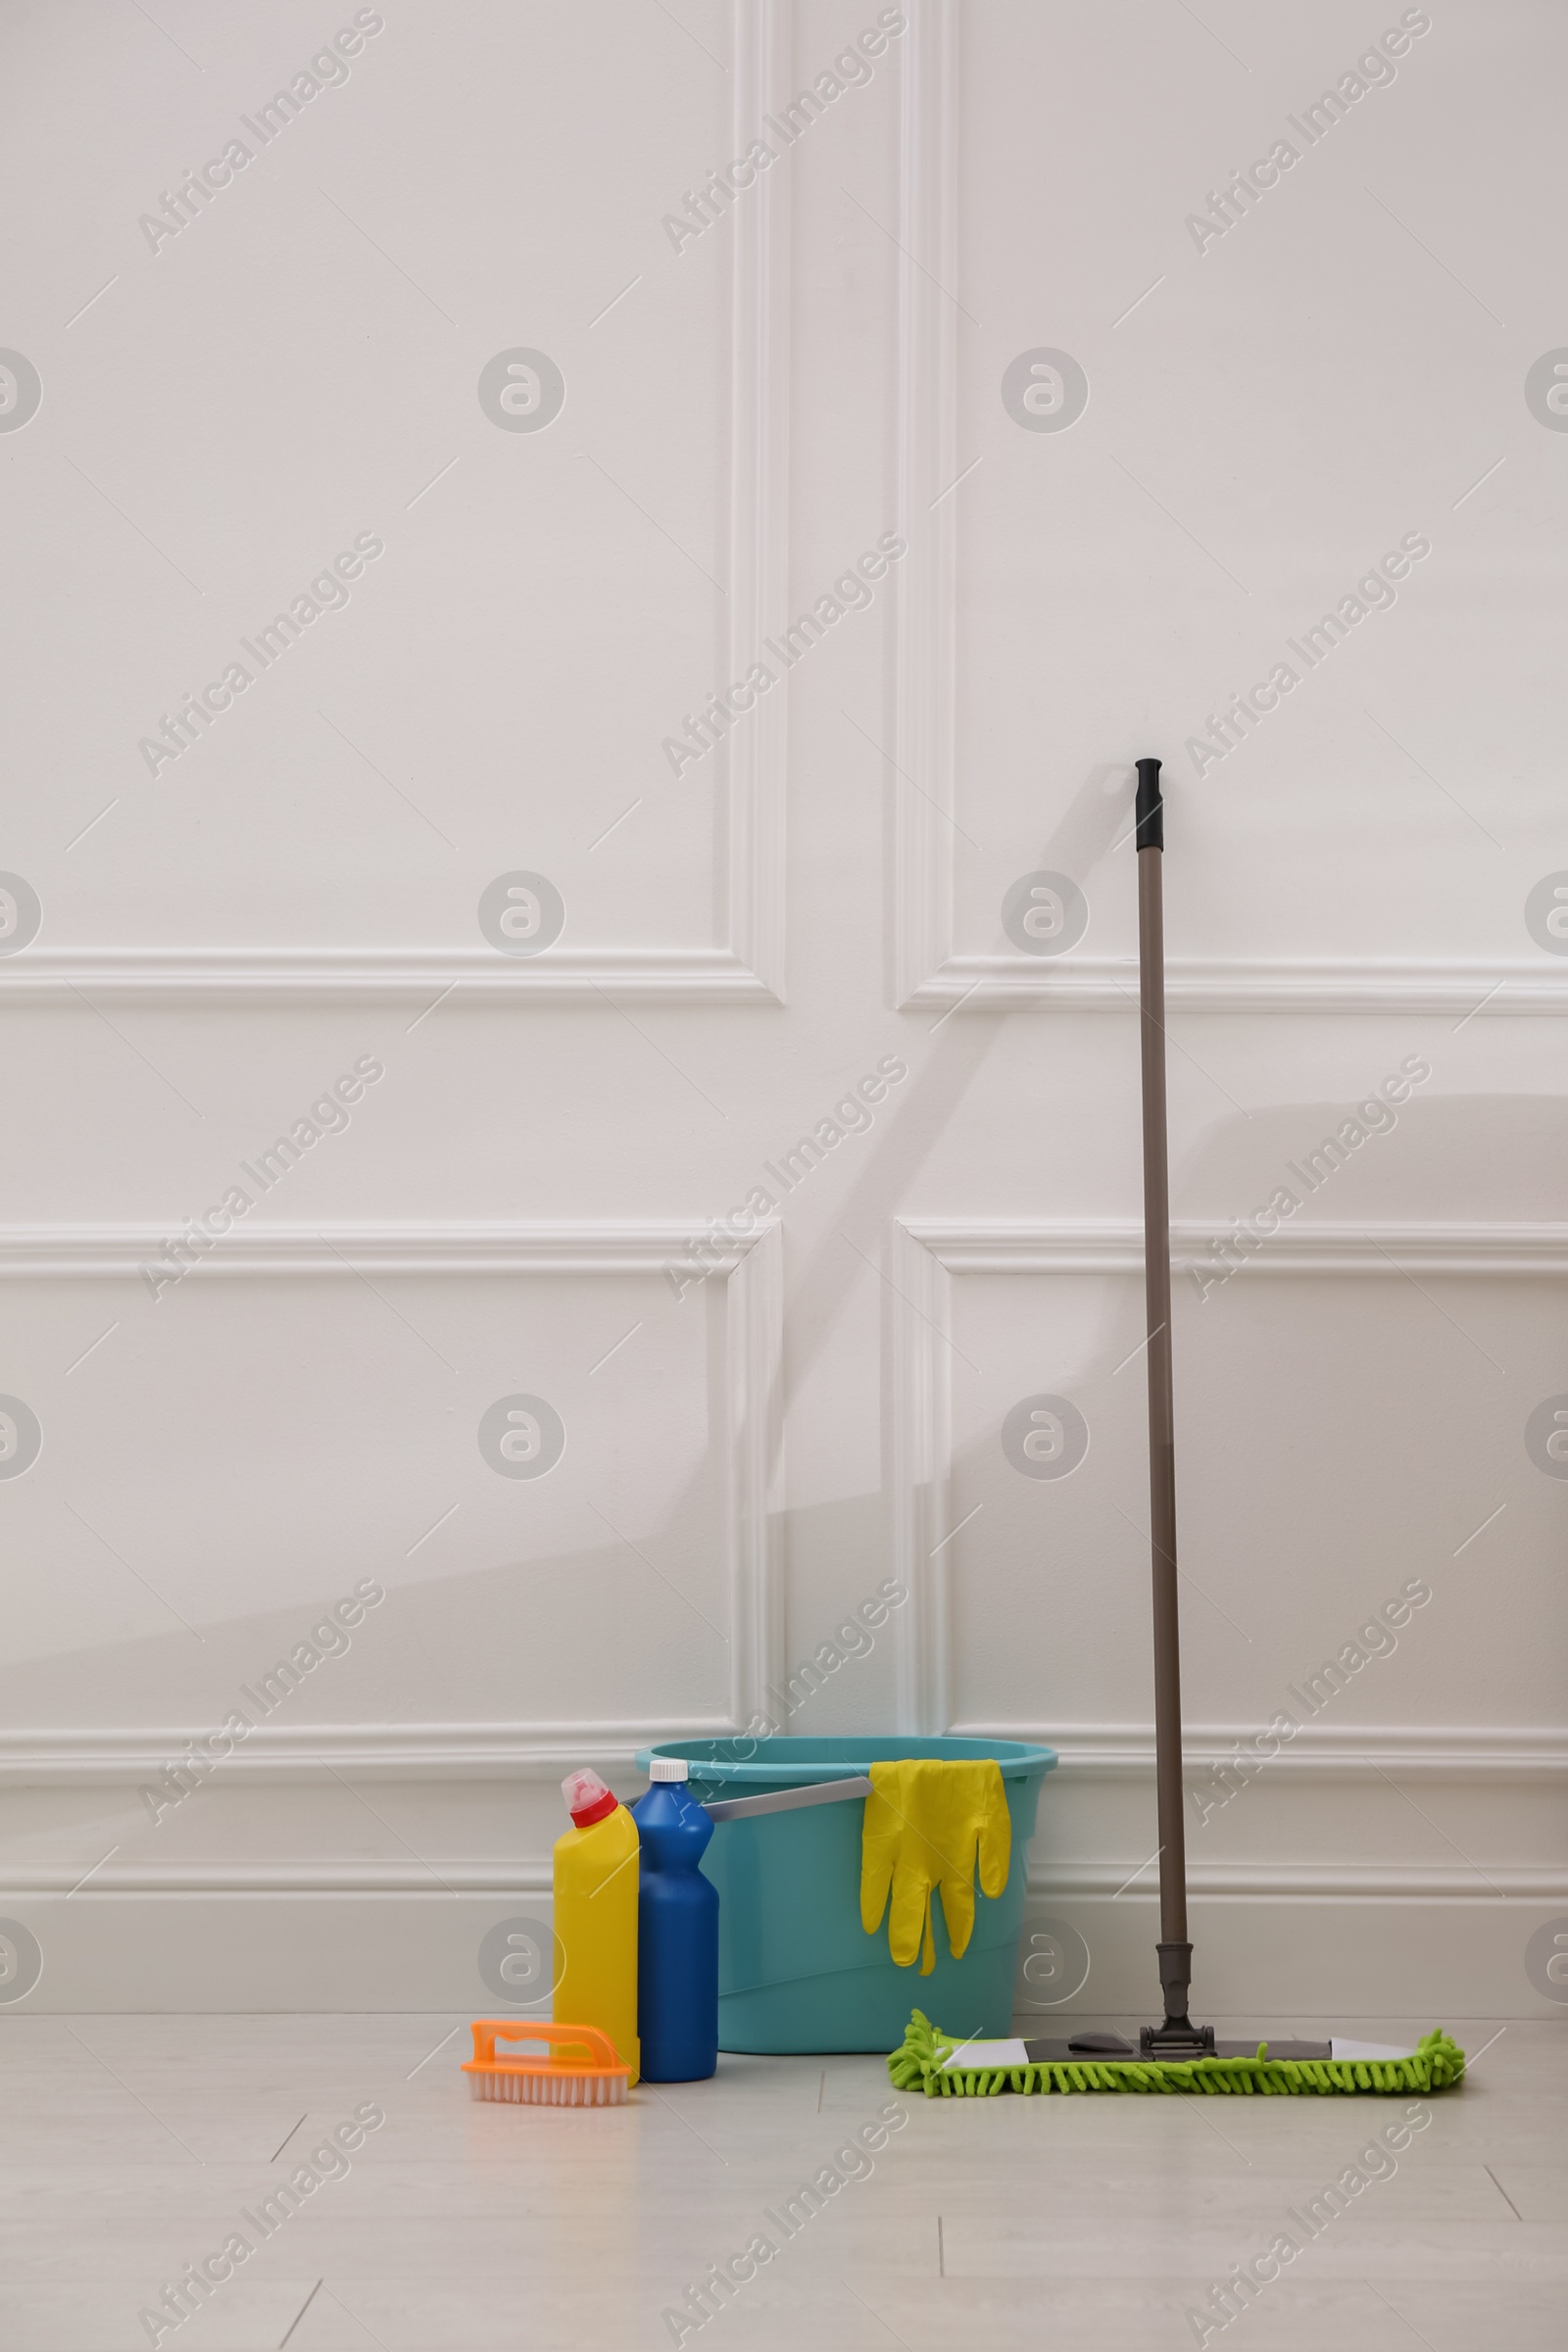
[0,1726,728,1787]
[902,956,1568,1017]
[7,1218,1561,1281]
[4,1218,785,1754]
[892,0,958,1012]
[6,2,788,1011]
[890,8,1562,1018]
[4,1864,554,1895]
[904,1218,1568,1280]
[6,1719,1556,1789]
[1030,1861,1568,1902]
[727,1209,788,1726]
[0,951,776,1006]
[0,1220,773,1279]
[890,1217,949,1735]
[959,1723,1568,1783]
[6,1860,1565,1900]
[892,1215,1565,1740]
[723,0,791,1005]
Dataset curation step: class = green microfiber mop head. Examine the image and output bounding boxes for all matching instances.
[888,2010,1467,2098]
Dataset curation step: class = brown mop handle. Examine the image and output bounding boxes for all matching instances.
[1135,757,1195,2035]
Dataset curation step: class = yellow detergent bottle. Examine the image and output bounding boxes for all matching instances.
[554,1769,640,2084]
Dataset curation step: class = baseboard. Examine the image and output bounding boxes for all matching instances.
[5,1884,1563,2018]
[1012,1893,1568,2026]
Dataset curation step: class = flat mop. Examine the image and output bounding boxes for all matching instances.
[890,760,1465,2096]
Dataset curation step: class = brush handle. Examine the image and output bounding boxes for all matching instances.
[469,2019,619,2069]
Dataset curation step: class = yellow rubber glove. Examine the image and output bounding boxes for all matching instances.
[859,1760,1011,1975]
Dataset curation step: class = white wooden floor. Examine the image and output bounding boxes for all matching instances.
[1,2013,1561,2349]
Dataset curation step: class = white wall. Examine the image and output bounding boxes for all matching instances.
[0,0,1563,2021]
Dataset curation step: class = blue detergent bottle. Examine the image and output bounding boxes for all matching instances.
[631,1757,718,2082]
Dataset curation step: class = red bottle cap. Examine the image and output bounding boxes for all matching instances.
[562,1768,617,1827]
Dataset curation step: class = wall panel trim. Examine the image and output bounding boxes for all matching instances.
[4,1,790,1009]
[904,1218,1568,1279]
[891,1215,1565,1761]
[891,5,1564,1017]
[1,1218,785,1754]
[3,1720,1556,1790]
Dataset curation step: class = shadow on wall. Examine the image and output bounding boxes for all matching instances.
[8,742,1560,1759]
[949,1085,1568,1397]
[930,1083,1565,1738]
[0,759,1083,1748]
[1180,1086,1568,1232]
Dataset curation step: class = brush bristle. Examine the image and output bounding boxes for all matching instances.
[468,2069,627,2106]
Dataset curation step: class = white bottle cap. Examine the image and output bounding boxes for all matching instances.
[648,1756,690,1783]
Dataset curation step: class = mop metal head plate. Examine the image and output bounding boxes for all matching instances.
[889,2010,1467,2097]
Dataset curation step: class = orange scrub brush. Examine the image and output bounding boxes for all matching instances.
[463,2019,631,2107]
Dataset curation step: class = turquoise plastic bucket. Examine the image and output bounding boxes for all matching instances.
[634,1736,1057,2054]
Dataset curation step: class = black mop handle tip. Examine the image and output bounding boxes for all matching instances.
[1134,756,1163,851]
